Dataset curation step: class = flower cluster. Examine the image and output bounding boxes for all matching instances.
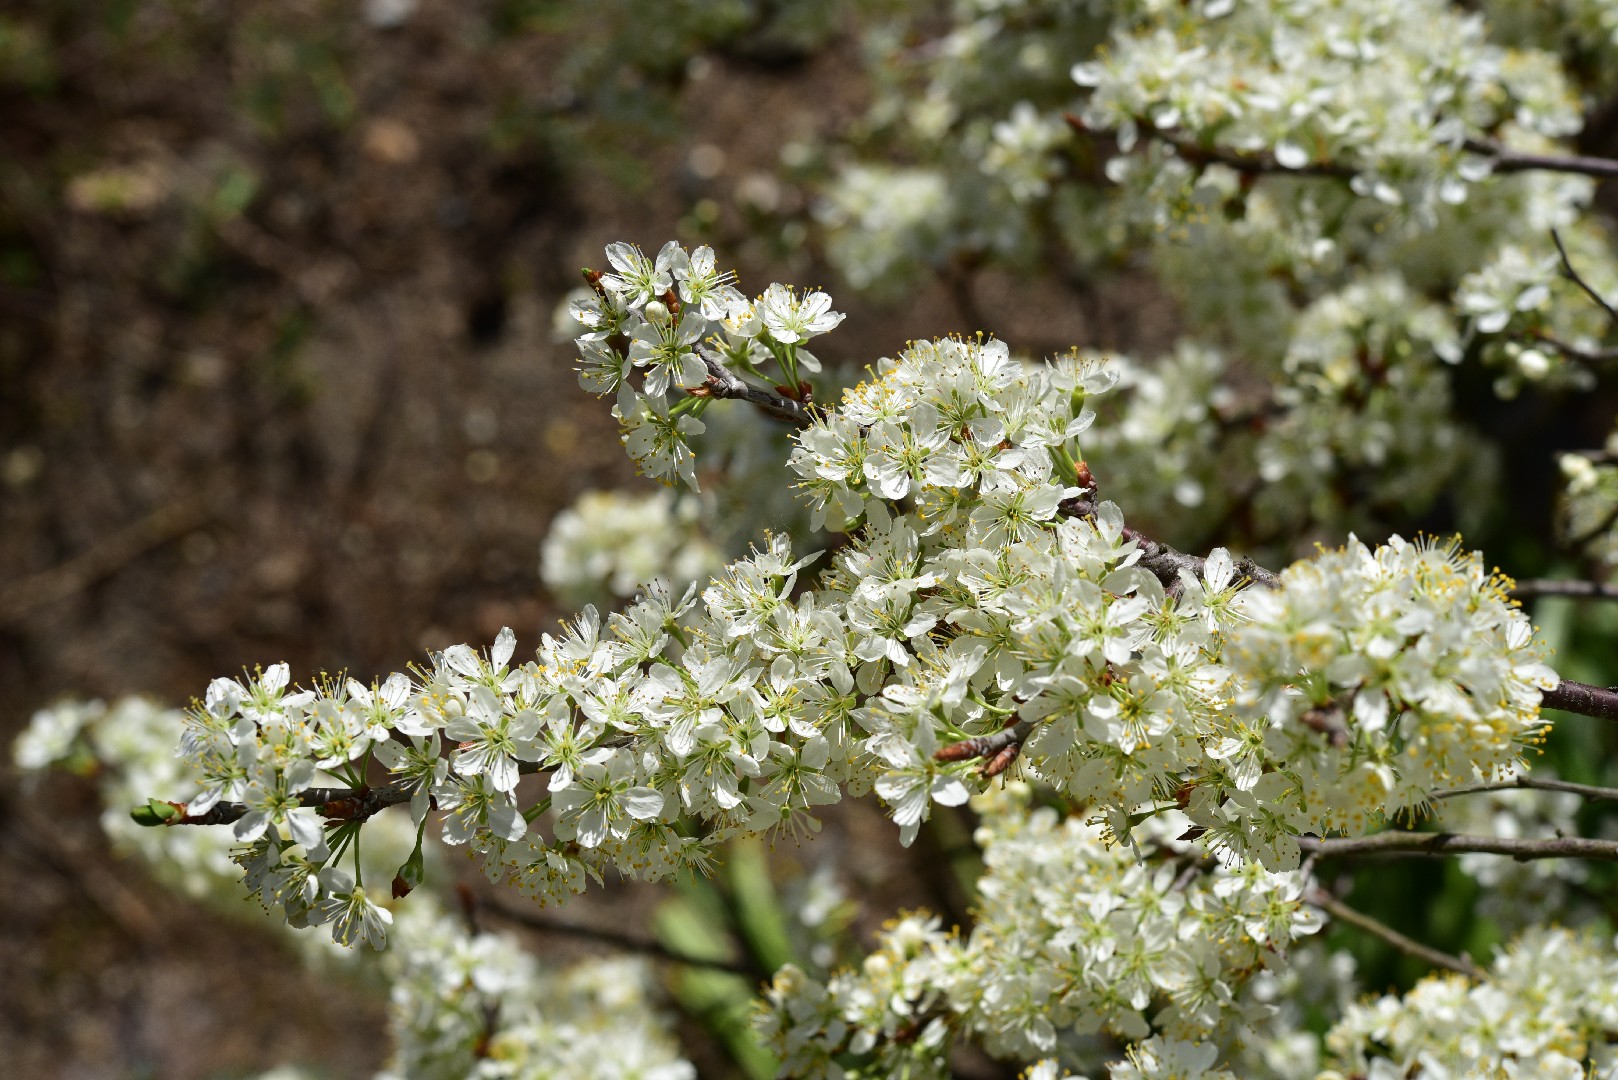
[1323,927,1618,1078]
[540,487,724,607]
[803,0,1618,552]
[787,332,1113,530]
[1071,0,1580,214]
[570,240,843,487]
[1215,535,1557,868]
[1559,437,1618,578]
[379,903,694,1080]
[757,785,1321,1078]
[14,698,697,1080]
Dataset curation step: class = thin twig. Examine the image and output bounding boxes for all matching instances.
[1307,888,1484,979]
[480,896,758,978]
[1552,228,1618,327]
[1431,775,1618,803]
[1298,830,1618,861]
[1509,578,1618,601]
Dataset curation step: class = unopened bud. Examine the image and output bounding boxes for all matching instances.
[393,834,426,898]
[131,798,185,826]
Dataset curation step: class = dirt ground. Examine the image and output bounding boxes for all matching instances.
[0,4,1163,1077]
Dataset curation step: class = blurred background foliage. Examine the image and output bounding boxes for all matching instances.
[5,2,1618,1078]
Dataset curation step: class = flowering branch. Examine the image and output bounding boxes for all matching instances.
[1063,114,1355,178]
[1298,830,1618,861]
[1530,334,1618,365]
[1066,117,1618,187]
[1058,495,1618,726]
[1306,888,1484,979]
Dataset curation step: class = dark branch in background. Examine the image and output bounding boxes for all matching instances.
[1058,496,1280,590]
[1479,141,1618,182]
[1552,228,1618,327]
[1299,830,1618,861]
[693,353,815,428]
[481,895,760,978]
[1432,774,1618,804]
[1510,578,1618,601]
[1307,888,1484,979]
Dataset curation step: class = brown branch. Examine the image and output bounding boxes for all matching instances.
[480,895,759,977]
[1058,496,1280,590]
[1542,679,1618,723]
[1432,775,1618,804]
[934,716,1034,777]
[694,354,815,428]
[1298,830,1618,861]
[1509,578,1618,601]
[171,776,422,826]
[1532,333,1618,365]
[1472,140,1618,182]
[1307,888,1484,979]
